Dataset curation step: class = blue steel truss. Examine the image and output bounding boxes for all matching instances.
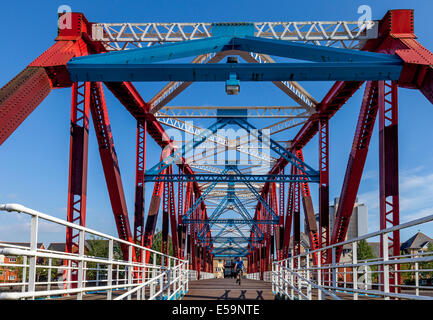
[67,35,403,82]
[63,24,405,260]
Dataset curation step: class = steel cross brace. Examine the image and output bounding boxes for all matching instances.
[146,117,229,175]
[182,167,230,221]
[197,193,263,240]
[230,117,318,176]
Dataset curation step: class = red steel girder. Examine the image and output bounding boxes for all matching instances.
[296,149,319,264]
[319,117,330,263]
[168,166,180,258]
[134,120,146,254]
[329,81,379,263]
[66,82,91,256]
[378,80,401,293]
[282,165,295,259]
[89,82,135,259]
[65,81,91,289]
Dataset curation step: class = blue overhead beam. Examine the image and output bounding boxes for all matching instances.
[68,61,402,82]
[183,218,277,224]
[67,35,403,83]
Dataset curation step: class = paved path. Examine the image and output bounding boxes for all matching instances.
[183,278,274,300]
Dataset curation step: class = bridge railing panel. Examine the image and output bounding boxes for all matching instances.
[271,213,433,300]
[0,204,189,300]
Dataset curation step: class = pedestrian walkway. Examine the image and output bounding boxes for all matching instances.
[183,278,274,300]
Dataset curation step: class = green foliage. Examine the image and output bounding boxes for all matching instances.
[85,236,122,280]
[357,239,376,261]
[420,243,433,279]
[149,230,173,265]
[357,239,378,283]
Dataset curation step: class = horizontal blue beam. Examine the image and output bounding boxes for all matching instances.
[68,61,402,82]
[199,237,260,243]
[183,218,278,224]
[145,173,319,183]
[233,36,403,63]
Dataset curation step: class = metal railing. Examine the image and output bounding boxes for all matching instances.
[245,271,272,282]
[0,204,190,300]
[271,213,433,300]
[188,270,216,281]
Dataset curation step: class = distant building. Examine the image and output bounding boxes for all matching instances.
[213,259,225,278]
[0,242,45,282]
[401,232,433,255]
[311,197,368,241]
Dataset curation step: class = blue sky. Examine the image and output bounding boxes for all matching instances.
[1,0,433,246]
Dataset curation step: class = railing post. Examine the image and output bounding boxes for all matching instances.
[47,258,52,293]
[96,263,100,287]
[107,239,113,300]
[127,245,133,300]
[290,258,294,300]
[297,256,301,300]
[272,263,275,293]
[352,241,358,300]
[306,253,312,300]
[317,251,322,300]
[382,233,390,300]
[141,249,146,300]
[415,261,419,296]
[22,256,27,293]
[28,215,39,300]
[332,247,337,292]
[77,230,85,300]
[167,257,171,299]
[66,260,71,295]
[186,261,189,292]
[116,264,119,288]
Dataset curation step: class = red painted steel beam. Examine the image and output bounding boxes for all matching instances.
[168,166,180,258]
[328,81,379,263]
[66,82,91,255]
[134,120,146,254]
[296,149,319,265]
[319,117,330,263]
[0,13,94,146]
[89,82,135,260]
[65,81,91,289]
[378,80,401,293]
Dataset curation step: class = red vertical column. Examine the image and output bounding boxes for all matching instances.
[292,177,301,259]
[278,168,285,260]
[162,169,170,263]
[378,81,401,294]
[89,82,135,260]
[297,149,319,265]
[134,120,147,256]
[319,117,330,264]
[329,81,379,263]
[283,165,295,259]
[66,82,91,255]
[168,166,180,258]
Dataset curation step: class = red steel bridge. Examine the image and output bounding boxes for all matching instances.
[1,9,433,300]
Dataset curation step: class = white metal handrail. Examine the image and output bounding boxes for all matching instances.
[271,213,433,300]
[0,203,190,300]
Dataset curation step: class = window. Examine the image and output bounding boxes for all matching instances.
[8,257,16,263]
[9,275,15,281]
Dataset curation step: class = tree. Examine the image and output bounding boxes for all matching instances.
[149,230,173,265]
[420,243,433,279]
[85,236,122,281]
[357,239,376,261]
[357,239,378,283]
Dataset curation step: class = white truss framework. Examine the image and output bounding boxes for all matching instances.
[155,106,310,118]
[92,20,378,50]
